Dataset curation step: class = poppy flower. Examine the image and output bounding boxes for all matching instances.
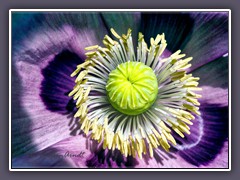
[11,11,229,169]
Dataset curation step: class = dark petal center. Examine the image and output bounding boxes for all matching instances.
[40,50,84,114]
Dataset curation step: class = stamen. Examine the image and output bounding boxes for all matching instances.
[69,28,201,159]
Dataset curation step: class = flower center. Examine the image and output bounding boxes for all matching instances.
[69,28,202,159]
[106,61,158,115]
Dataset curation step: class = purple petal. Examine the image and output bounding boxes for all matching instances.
[12,12,108,54]
[199,86,228,107]
[12,60,73,157]
[12,14,105,157]
[12,135,93,168]
[176,104,228,167]
[183,12,228,71]
[192,56,228,89]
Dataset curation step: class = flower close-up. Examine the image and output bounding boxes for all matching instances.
[11,10,229,169]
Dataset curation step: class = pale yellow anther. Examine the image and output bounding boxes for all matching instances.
[180,75,191,82]
[161,33,166,44]
[73,87,83,100]
[150,37,155,46]
[129,135,135,145]
[80,104,87,118]
[103,135,107,149]
[138,32,144,41]
[163,131,177,145]
[195,110,201,116]
[102,40,109,47]
[142,139,147,155]
[183,103,199,111]
[75,70,88,83]
[159,121,171,133]
[151,133,158,144]
[152,128,161,140]
[149,143,154,158]
[122,34,127,40]
[105,35,115,45]
[179,124,191,134]
[177,116,193,125]
[112,133,117,150]
[83,86,91,101]
[183,113,195,120]
[98,47,110,53]
[74,105,82,118]
[174,53,186,60]
[116,132,120,149]
[179,109,195,119]
[85,45,99,51]
[107,132,114,149]
[127,28,132,35]
[171,50,181,58]
[90,118,98,132]
[138,140,143,153]
[178,64,192,70]
[110,28,121,39]
[104,117,108,129]
[85,51,96,57]
[123,140,128,157]
[186,97,200,106]
[131,144,136,158]
[68,85,80,96]
[148,134,158,148]
[185,81,199,87]
[71,67,81,77]
[188,77,200,82]
[97,126,103,141]
[84,121,91,135]
[80,116,88,130]
[183,104,201,115]
[160,133,170,149]
[134,134,141,144]
[154,34,162,45]
[173,126,185,138]
[77,60,92,68]
[98,129,103,143]
[179,57,193,66]
[76,93,83,106]
[136,143,142,159]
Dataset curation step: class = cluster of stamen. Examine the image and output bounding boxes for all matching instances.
[69,28,201,159]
